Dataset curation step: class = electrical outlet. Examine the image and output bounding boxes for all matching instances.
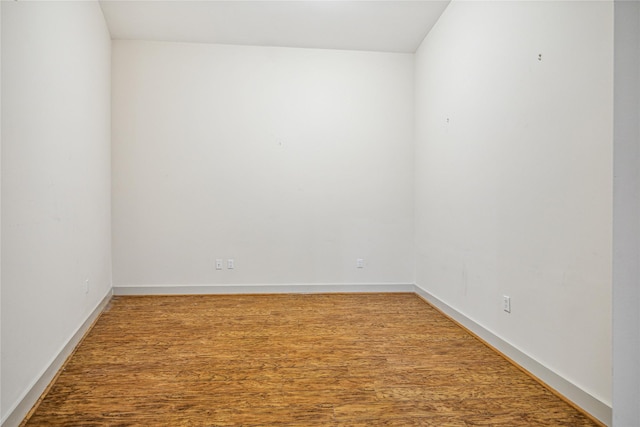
[227,259,234,269]
[356,259,364,268]
[503,295,511,313]
[85,279,89,294]
[215,259,223,270]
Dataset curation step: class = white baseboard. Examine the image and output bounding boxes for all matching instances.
[113,283,414,295]
[1,290,113,427]
[413,284,612,427]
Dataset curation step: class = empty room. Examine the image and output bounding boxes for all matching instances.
[1,1,639,426]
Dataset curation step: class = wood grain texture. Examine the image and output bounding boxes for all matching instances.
[22,294,601,426]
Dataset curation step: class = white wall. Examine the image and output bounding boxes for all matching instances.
[613,1,640,425]
[1,1,111,422]
[0,0,3,415]
[414,0,613,418]
[112,41,414,290]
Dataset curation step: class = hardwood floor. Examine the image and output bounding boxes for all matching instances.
[23,293,601,426]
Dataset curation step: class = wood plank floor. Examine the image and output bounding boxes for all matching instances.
[23,293,600,426]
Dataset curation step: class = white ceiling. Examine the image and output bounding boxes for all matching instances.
[99,1,451,53]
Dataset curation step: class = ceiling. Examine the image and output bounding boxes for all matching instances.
[99,1,451,53]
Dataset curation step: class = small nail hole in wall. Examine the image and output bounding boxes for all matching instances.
[538,53,542,61]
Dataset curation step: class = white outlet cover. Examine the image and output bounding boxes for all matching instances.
[503,295,511,313]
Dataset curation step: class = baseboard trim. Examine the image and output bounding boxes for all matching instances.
[413,284,612,427]
[113,283,414,295]
[1,290,113,427]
